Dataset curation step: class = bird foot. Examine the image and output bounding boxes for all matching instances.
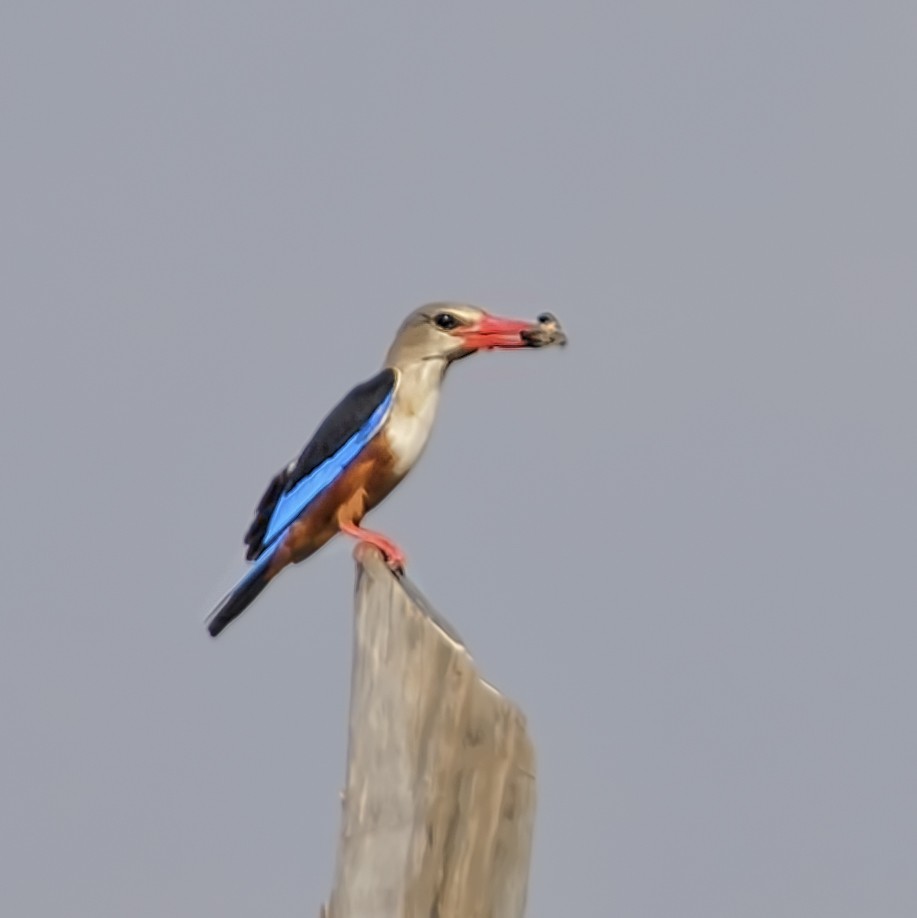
[366,539,406,576]
[375,540,406,575]
[340,521,407,574]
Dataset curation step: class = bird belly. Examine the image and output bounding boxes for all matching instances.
[267,434,399,573]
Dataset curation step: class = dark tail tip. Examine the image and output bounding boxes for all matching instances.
[207,560,272,637]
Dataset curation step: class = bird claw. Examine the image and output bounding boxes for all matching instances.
[383,553,406,576]
[340,521,406,572]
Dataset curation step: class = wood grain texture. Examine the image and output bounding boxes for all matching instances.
[325,545,536,918]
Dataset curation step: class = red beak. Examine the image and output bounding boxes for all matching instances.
[456,312,536,350]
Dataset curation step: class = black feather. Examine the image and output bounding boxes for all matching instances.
[243,368,396,560]
[207,555,273,637]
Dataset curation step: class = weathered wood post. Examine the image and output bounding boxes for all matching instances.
[324,544,536,918]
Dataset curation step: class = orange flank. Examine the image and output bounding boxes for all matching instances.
[266,433,402,577]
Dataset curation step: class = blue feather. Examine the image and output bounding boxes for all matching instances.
[206,542,279,636]
[261,389,394,550]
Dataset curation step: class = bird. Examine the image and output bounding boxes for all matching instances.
[206,302,560,637]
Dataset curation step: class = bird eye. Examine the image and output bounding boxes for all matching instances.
[434,312,458,330]
[537,312,553,324]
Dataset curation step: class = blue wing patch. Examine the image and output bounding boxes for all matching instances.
[243,369,398,560]
[260,390,394,549]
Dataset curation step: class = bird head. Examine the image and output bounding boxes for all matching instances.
[385,302,540,367]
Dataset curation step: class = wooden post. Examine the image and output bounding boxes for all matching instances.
[324,544,536,918]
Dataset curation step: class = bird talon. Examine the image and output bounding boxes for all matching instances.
[382,551,406,575]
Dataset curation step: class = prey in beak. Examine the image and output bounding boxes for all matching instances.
[521,311,568,348]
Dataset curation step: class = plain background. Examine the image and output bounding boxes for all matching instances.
[3,2,916,916]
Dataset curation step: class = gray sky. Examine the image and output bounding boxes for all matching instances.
[3,2,916,915]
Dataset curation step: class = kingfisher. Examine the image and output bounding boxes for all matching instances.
[206,302,565,637]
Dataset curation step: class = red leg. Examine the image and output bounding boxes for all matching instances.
[339,520,407,572]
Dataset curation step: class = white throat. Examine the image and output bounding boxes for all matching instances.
[386,358,447,476]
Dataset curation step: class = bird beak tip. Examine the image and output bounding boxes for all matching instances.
[458,313,537,350]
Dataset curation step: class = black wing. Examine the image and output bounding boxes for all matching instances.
[243,368,397,560]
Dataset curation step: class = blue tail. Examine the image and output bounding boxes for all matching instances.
[207,550,275,637]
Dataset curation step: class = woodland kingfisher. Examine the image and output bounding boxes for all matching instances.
[206,302,565,637]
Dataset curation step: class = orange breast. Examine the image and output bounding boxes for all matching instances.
[266,432,401,575]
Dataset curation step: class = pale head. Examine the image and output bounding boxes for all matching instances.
[384,302,538,368]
